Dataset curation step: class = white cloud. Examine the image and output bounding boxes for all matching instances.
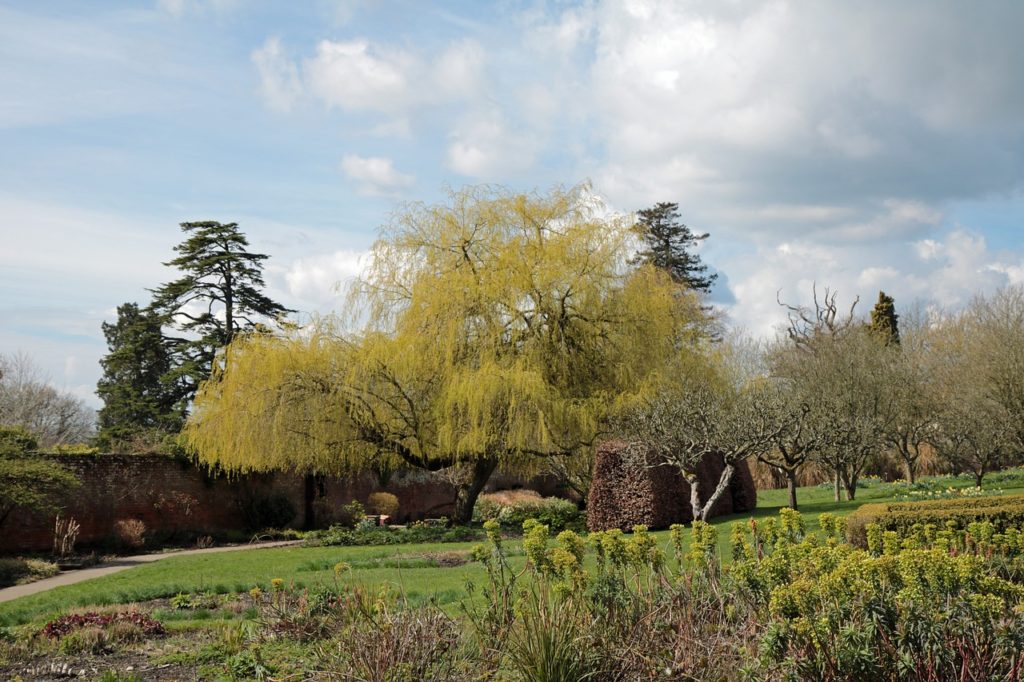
[254,35,488,136]
[884,199,943,227]
[446,109,539,178]
[304,39,414,114]
[433,39,485,98]
[857,266,900,289]
[283,249,368,304]
[157,0,187,17]
[576,0,1024,238]
[297,37,486,116]
[914,239,942,261]
[722,228,1019,339]
[523,4,596,55]
[252,38,303,113]
[156,0,239,17]
[340,154,415,196]
[824,199,944,242]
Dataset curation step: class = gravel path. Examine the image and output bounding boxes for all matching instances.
[0,540,302,604]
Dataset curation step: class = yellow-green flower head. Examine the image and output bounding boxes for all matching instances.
[470,544,490,564]
[483,519,502,545]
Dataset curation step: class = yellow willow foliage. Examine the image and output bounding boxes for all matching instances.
[184,331,376,474]
[185,184,712,475]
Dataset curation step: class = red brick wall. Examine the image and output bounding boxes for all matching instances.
[0,454,467,553]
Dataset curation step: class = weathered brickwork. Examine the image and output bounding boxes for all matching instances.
[0,454,463,553]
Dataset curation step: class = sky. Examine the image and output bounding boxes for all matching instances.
[1,0,1023,409]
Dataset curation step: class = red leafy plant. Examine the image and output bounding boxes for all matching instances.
[42,611,166,639]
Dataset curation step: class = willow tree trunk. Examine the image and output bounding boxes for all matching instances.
[302,473,317,530]
[451,457,499,525]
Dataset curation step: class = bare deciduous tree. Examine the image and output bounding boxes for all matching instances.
[928,290,1024,484]
[776,288,897,501]
[777,284,859,352]
[967,287,1024,450]
[756,377,824,509]
[935,401,1012,487]
[881,310,940,483]
[0,352,95,448]
[617,347,780,521]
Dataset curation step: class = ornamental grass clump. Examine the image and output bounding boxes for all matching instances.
[317,595,466,681]
[251,577,374,643]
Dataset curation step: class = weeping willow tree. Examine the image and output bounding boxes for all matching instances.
[184,184,709,523]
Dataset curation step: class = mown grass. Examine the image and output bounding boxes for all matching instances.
[3,468,1023,628]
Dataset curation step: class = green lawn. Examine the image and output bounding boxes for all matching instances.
[3,469,1023,628]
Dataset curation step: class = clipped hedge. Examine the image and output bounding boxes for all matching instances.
[587,439,756,531]
[847,494,1024,548]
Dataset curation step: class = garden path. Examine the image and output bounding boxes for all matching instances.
[0,540,302,604]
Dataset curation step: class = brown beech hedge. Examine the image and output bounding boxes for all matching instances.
[586,439,757,531]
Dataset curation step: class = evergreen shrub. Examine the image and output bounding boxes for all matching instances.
[846,494,1024,547]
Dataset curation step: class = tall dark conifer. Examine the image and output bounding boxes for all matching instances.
[869,290,900,345]
[150,221,293,404]
[633,202,717,294]
[95,302,182,450]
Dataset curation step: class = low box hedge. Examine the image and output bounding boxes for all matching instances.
[847,494,1024,548]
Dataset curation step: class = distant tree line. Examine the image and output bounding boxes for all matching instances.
[0,352,94,448]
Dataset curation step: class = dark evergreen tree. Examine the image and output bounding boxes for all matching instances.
[869,290,900,345]
[633,202,717,293]
[95,302,183,450]
[150,221,293,404]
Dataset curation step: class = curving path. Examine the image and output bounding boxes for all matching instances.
[0,540,302,604]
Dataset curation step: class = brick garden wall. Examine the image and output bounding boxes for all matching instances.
[0,454,468,553]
